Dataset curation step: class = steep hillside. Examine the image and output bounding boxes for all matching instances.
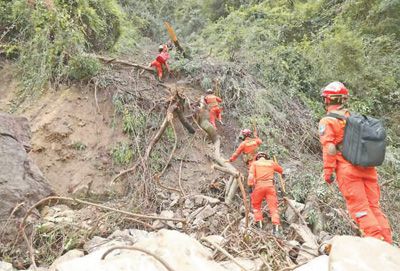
[1,0,400,270]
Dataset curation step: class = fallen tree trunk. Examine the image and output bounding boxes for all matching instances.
[176,107,195,134]
[194,99,239,204]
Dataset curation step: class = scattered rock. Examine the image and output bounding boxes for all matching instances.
[169,197,179,208]
[184,198,195,209]
[194,195,220,206]
[193,205,216,225]
[285,199,305,224]
[194,195,205,206]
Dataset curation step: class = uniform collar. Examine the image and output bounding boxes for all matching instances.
[327,104,343,112]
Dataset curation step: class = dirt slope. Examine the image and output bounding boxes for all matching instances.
[0,60,242,198]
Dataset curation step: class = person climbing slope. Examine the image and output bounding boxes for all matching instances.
[229,129,262,169]
[204,89,223,129]
[248,152,283,235]
[319,81,392,244]
[149,44,170,81]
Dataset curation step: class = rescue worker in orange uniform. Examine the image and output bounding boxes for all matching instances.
[229,129,262,169]
[204,89,223,129]
[319,81,392,244]
[150,44,170,81]
[248,152,283,234]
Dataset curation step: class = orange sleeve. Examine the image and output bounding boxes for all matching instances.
[319,118,337,170]
[216,96,222,103]
[248,163,255,186]
[229,143,244,162]
[255,137,262,146]
[273,162,283,174]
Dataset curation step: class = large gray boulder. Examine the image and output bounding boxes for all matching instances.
[329,236,400,271]
[0,112,53,218]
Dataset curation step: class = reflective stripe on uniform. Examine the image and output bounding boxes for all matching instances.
[355,211,368,218]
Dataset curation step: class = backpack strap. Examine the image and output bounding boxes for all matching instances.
[327,112,347,120]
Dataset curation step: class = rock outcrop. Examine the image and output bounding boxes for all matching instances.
[0,112,53,218]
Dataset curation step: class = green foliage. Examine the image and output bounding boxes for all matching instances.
[165,126,175,142]
[111,142,133,165]
[122,109,146,136]
[190,0,399,131]
[0,0,125,95]
[67,55,101,80]
[149,149,164,172]
[71,141,87,151]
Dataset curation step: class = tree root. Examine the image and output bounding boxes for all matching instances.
[101,246,176,271]
[111,103,176,184]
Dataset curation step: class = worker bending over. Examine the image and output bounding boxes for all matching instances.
[229,129,262,169]
[150,44,170,81]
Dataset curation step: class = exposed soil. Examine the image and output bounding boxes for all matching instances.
[0,60,246,198]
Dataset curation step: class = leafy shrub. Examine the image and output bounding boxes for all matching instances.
[67,55,101,80]
[111,142,133,166]
[0,0,124,94]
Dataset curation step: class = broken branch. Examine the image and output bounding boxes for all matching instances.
[92,54,154,72]
[201,237,250,271]
[101,246,176,271]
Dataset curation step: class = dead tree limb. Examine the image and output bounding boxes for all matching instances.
[212,164,239,176]
[176,107,195,134]
[154,119,185,195]
[178,160,186,196]
[236,175,250,229]
[101,246,176,271]
[284,197,308,226]
[20,196,187,268]
[92,54,154,72]
[111,103,176,184]
[201,237,250,271]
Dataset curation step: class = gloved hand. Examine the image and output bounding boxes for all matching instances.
[324,168,335,184]
[247,186,253,194]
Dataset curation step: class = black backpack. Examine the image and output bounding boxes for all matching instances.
[327,112,386,167]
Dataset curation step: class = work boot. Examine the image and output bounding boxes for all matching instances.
[272,225,282,237]
[218,120,224,126]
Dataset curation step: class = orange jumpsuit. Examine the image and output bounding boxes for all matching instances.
[248,159,283,224]
[204,94,222,128]
[150,50,170,80]
[229,137,262,168]
[319,105,392,243]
